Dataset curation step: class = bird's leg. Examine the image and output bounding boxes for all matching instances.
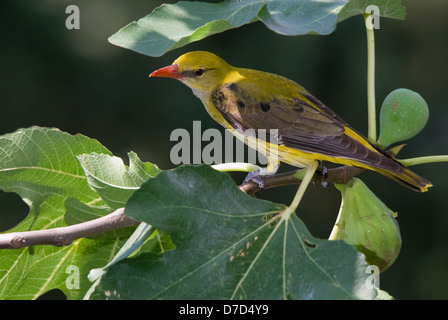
[318,162,329,188]
[243,157,280,189]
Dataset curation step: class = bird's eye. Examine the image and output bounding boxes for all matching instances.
[195,68,205,77]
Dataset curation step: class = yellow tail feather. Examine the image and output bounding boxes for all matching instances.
[376,167,432,192]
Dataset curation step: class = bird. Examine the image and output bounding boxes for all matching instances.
[149,51,432,192]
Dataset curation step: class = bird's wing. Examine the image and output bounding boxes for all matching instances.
[211,81,400,171]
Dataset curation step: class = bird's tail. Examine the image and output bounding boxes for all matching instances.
[376,166,432,192]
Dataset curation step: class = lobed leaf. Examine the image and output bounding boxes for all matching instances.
[0,127,121,299]
[0,127,111,208]
[91,165,378,300]
[109,0,406,57]
[0,128,161,299]
[77,151,161,209]
[109,0,265,57]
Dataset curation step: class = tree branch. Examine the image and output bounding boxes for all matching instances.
[0,208,139,249]
[239,165,365,195]
[0,166,364,249]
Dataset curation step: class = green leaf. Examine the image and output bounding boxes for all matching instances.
[64,198,135,239]
[0,127,129,299]
[109,0,265,57]
[0,196,128,300]
[85,224,175,299]
[85,222,155,286]
[91,165,377,300]
[77,151,161,209]
[109,0,348,57]
[109,0,407,57]
[257,0,348,36]
[338,0,406,23]
[138,229,175,256]
[65,198,112,226]
[0,127,111,208]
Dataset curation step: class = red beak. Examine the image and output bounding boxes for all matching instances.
[149,64,182,79]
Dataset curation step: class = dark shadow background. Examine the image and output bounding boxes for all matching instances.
[1,0,447,299]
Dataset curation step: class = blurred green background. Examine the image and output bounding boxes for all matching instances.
[1,0,447,299]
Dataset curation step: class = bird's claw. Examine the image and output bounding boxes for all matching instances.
[320,166,329,188]
[243,169,268,189]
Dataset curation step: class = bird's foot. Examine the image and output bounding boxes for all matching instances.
[243,169,266,189]
[243,165,279,189]
[243,168,267,189]
[319,165,329,188]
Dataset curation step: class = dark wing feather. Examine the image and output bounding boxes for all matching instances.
[211,82,401,172]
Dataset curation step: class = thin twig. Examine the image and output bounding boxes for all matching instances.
[0,208,139,249]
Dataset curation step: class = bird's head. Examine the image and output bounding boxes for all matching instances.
[149,51,233,96]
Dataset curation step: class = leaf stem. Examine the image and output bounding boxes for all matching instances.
[281,161,318,219]
[87,222,155,282]
[399,155,448,167]
[364,13,377,143]
[212,162,261,172]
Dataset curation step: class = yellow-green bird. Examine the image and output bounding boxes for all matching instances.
[150,51,432,192]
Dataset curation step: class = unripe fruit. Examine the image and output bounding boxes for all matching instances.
[377,88,429,148]
[330,178,402,272]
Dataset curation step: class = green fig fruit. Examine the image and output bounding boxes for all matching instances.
[377,88,429,148]
[330,178,402,272]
